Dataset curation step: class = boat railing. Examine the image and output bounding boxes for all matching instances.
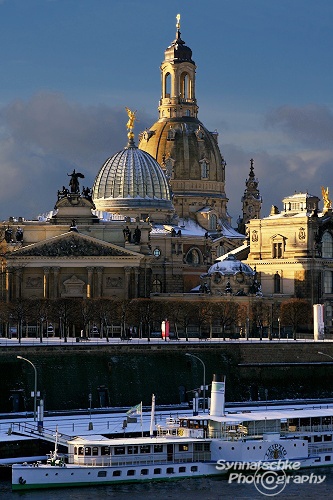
[308,444,333,454]
[281,424,333,435]
[70,452,211,467]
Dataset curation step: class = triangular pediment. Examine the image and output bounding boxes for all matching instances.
[7,232,141,258]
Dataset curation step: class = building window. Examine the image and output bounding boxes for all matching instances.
[186,248,201,266]
[324,271,333,294]
[153,248,161,258]
[273,242,283,259]
[152,279,162,293]
[322,232,333,258]
[209,214,217,230]
[274,272,281,293]
[164,72,171,98]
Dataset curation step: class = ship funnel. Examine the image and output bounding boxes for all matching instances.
[210,374,226,417]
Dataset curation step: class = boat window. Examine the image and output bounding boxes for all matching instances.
[141,469,149,476]
[180,420,188,428]
[154,444,163,453]
[179,466,186,473]
[324,435,332,442]
[194,443,203,452]
[113,470,121,477]
[325,456,331,462]
[92,447,99,456]
[314,436,322,442]
[166,467,174,474]
[114,446,126,455]
[98,471,107,477]
[203,443,210,451]
[78,447,84,456]
[127,470,135,476]
[85,447,91,456]
[128,446,138,454]
[154,468,162,474]
[191,466,198,472]
[179,444,189,452]
[140,445,151,454]
[101,446,110,455]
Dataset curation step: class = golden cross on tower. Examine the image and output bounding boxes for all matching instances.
[176,13,180,30]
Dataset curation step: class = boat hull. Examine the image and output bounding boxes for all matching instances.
[12,461,224,490]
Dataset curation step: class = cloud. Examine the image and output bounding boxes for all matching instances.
[0,92,152,220]
[265,104,333,147]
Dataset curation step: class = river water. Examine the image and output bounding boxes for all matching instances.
[2,468,333,500]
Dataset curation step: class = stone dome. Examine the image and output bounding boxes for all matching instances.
[92,139,174,221]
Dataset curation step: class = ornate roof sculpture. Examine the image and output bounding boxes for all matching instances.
[92,109,174,223]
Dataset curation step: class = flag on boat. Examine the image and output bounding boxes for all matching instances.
[126,402,142,416]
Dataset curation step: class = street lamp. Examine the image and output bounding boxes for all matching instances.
[17,356,38,422]
[278,317,281,341]
[318,351,333,361]
[186,353,206,413]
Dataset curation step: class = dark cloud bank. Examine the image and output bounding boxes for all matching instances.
[0,94,332,223]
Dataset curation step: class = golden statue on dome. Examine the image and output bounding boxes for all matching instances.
[321,186,332,213]
[125,107,137,141]
[176,13,181,30]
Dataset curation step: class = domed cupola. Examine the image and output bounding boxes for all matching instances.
[92,109,174,223]
[200,255,257,296]
[138,14,230,228]
[164,14,194,64]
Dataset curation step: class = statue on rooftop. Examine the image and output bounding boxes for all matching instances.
[68,169,85,194]
[321,186,332,213]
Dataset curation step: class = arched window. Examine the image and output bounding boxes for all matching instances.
[209,214,217,230]
[186,248,201,266]
[322,232,333,258]
[324,271,333,294]
[152,279,162,293]
[274,272,281,293]
[164,73,171,98]
[180,72,191,99]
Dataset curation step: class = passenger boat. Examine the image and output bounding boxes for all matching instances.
[12,374,333,490]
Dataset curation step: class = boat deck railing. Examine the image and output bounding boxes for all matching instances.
[9,422,71,446]
[308,443,333,454]
[281,424,333,435]
[68,452,211,467]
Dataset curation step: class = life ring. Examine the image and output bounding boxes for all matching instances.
[178,428,184,436]
[19,477,26,485]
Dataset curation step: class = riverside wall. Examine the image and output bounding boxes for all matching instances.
[1,342,333,413]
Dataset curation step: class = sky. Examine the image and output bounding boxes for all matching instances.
[0,0,333,223]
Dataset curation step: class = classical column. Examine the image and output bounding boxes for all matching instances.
[86,267,94,298]
[15,268,22,299]
[43,267,50,298]
[124,267,132,299]
[52,267,60,299]
[5,268,11,303]
[96,267,103,298]
[133,267,139,298]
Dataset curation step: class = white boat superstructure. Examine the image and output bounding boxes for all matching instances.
[12,375,333,490]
